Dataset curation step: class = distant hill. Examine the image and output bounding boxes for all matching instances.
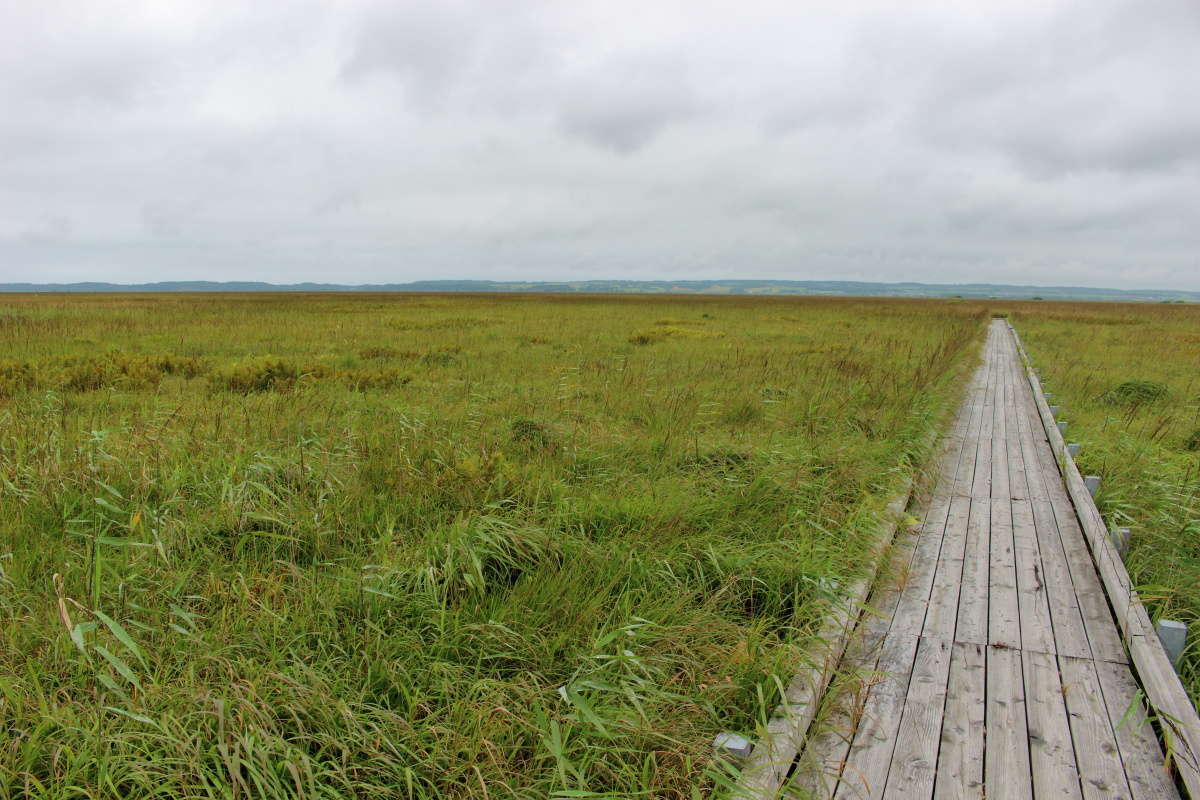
[1,279,1196,302]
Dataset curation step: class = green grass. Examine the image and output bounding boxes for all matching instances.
[0,293,990,798]
[1011,301,1200,702]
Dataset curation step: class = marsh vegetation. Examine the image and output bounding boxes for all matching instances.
[0,293,986,798]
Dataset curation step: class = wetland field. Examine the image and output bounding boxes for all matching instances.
[0,293,1195,798]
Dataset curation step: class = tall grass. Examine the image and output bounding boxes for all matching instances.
[0,293,986,798]
[1009,301,1200,702]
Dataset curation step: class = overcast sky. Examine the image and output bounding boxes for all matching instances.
[2,0,1198,289]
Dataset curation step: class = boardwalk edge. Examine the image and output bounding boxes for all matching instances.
[729,489,918,799]
[729,406,954,797]
[1007,321,1200,798]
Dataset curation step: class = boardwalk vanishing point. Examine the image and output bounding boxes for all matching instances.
[742,319,1198,799]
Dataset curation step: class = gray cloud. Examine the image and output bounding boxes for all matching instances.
[0,0,1197,288]
[341,4,481,104]
[879,0,1200,179]
[555,55,701,154]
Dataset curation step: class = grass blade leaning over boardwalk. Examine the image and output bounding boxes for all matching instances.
[0,293,986,799]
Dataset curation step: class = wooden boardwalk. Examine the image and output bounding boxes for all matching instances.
[786,320,1182,800]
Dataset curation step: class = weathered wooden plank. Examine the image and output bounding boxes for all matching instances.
[788,716,851,800]
[986,645,1033,800]
[1092,659,1182,800]
[825,492,964,798]
[1027,499,1093,660]
[922,495,971,641]
[832,629,921,800]
[968,354,997,498]
[1015,342,1135,661]
[955,497,990,647]
[934,430,969,493]
[952,341,995,497]
[988,499,1021,649]
[882,636,953,797]
[1024,648,1084,799]
[1123,630,1200,795]
[1015,417,1051,505]
[950,434,980,498]
[936,371,982,493]
[1004,342,1098,661]
[1003,395,1030,501]
[1011,498,1056,656]
[953,329,992,442]
[1043,523,1125,661]
[990,435,1011,500]
[1046,501,1130,664]
[1015,384,1128,664]
[993,357,1012,501]
[889,495,953,642]
[933,641,985,800]
[945,431,976,497]
[1059,655,1134,799]
[969,427,993,499]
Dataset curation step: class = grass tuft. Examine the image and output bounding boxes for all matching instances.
[1102,379,1169,406]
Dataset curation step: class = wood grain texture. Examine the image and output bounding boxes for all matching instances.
[985,645,1033,800]
[882,637,953,798]
[1024,648,1084,799]
[932,642,985,800]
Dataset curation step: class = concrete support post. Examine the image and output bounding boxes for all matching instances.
[713,732,754,763]
[1156,620,1188,669]
[1109,527,1131,559]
